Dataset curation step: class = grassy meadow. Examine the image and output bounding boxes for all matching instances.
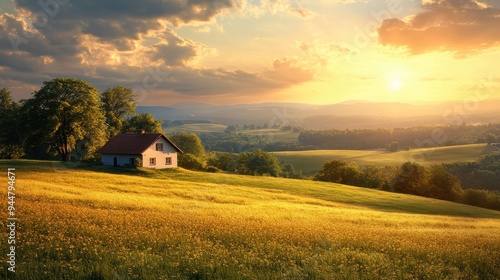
[238,129,300,143]
[163,123,229,134]
[1,160,500,279]
[163,124,299,143]
[273,144,498,176]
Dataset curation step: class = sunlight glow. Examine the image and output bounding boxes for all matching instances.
[390,79,402,90]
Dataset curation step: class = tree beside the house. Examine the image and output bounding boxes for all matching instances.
[22,78,107,161]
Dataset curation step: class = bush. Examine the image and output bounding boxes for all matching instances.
[133,158,142,168]
[280,162,303,179]
[205,166,221,173]
[207,152,237,172]
[179,153,205,171]
[386,141,399,152]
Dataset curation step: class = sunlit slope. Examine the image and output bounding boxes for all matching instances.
[163,123,228,134]
[162,124,299,142]
[2,160,500,279]
[273,143,497,176]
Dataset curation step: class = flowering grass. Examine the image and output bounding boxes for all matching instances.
[1,160,500,279]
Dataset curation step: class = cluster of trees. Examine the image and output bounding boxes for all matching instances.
[299,125,500,150]
[444,153,500,192]
[162,132,302,178]
[207,150,302,178]
[314,160,500,210]
[0,79,163,161]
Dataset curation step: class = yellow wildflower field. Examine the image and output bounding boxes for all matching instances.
[1,160,500,279]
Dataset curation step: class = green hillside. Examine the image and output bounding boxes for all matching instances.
[273,144,497,176]
[2,160,500,279]
[238,129,299,142]
[163,123,228,134]
[163,124,299,143]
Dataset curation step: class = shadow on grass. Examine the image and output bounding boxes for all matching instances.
[0,159,59,172]
[77,161,185,180]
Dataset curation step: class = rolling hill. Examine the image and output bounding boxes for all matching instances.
[1,160,499,279]
[273,143,498,176]
[163,123,229,134]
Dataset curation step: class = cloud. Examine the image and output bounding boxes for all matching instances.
[290,8,314,18]
[378,0,500,54]
[239,0,314,18]
[14,0,238,27]
[151,29,201,66]
[0,0,319,103]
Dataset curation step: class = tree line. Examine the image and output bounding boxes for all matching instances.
[163,133,303,179]
[0,79,163,161]
[299,125,500,150]
[444,153,500,192]
[314,159,500,211]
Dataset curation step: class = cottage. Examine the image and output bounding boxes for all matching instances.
[98,131,183,169]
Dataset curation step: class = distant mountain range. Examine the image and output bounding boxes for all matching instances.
[137,99,500,129]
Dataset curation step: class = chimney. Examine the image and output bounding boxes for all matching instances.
[138,129,145,135]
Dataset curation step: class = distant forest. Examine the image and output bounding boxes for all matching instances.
[193,123,500,153]
[298,124,500,150]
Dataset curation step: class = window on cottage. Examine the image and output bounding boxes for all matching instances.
[149,158,156,166]
[166,157,172,165]
[156,143,163,151]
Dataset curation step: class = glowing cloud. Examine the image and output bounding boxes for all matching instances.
[378,0,500,55]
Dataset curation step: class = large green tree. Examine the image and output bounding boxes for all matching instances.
[314,160,360,186]
[101,86,137,137]
[0,88,24,158]
[392,162,429,196]
[169,132,207,169]
[122,113,163,134]
[22,78,107,161]
[236,149,282,177]
[169,132,206,159]
[427,165,463,201]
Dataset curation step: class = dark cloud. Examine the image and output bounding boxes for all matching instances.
[0,51,45,73]
[0,0,316,103]
[151,29,199,66]
[15,0,237,28]
[378,0,500,54]
[290,8,313,18]
[81,19,161,41]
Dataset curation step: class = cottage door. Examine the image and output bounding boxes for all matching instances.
[113,157,118,167]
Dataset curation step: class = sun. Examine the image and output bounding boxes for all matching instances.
[389,79,402,90]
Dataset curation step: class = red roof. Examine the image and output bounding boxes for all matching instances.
[97,133,183,155]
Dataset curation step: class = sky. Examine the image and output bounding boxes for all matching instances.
[0,0,499,105]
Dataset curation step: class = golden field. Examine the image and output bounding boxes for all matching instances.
[1,160,500,279]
